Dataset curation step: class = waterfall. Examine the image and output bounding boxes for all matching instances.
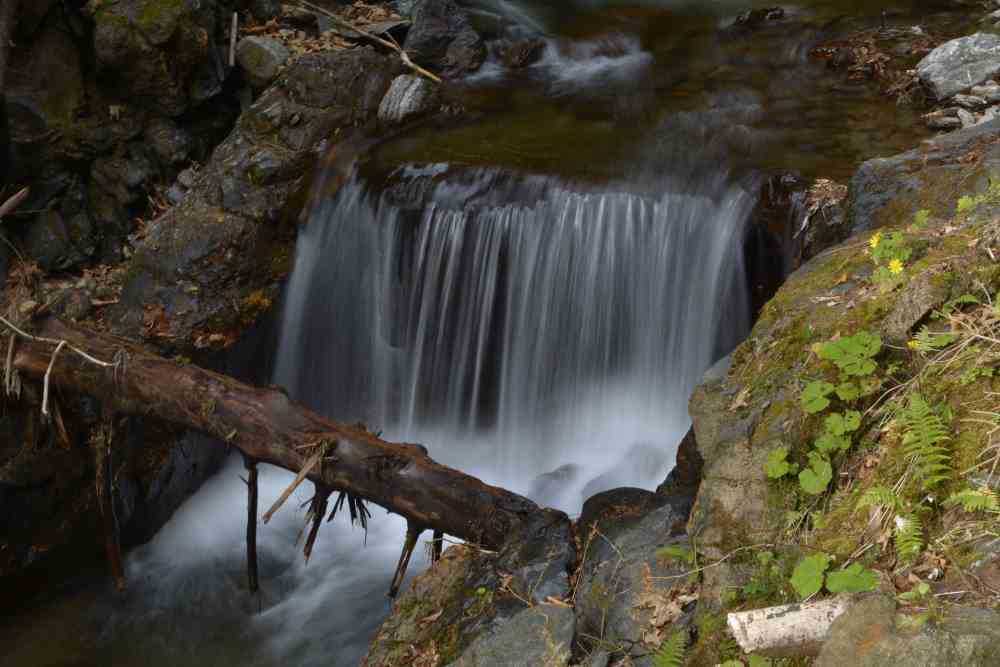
[275,164,754,509]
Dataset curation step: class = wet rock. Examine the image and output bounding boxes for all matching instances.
[378,74,439,126]
[144,117,195,166]
[816,596,1000,666]
[92,0,219,116]
[21,208,95,271]
[500,38,546,68]
[89,144,159,261]
[451,604,574,667]
[404,0,485,78]
[580,443,670,500]
[958,107,977,128]
[528,464,580,508]
[917,33,1000,100]
[881,269,969,345]
[248,0,280,22]
[236,36,291,90]
[656,427,703,500]
[847,117,1000,232]
[733,7,785,28]
[496,508,575,605]
[575,495,697,662]
[114,47,398,349]
[928,115,963,131]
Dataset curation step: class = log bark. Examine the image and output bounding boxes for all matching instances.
[9,317,553,551]
[727,597,853,657]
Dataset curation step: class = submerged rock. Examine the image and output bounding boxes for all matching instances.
[917,33,1000,100]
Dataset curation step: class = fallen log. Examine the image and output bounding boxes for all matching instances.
[727,597,853,657]
[7,316,555,555]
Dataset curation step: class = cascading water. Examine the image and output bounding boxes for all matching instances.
[275,165,753,508]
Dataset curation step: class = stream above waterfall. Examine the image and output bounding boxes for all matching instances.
[0,1,976,666]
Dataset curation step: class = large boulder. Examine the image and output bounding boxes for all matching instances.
[113,47,399,349]
[404,0,485,78]
[847,117,1000,233]
[575,491,697,665]
[917,33,1000,100]
[236,36,291,91]
[91,0,222,116]
[817,596,1000,667]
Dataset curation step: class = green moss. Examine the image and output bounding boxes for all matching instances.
[137,0,186,34]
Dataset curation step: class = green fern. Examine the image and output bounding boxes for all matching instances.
[894,513,924,566]
[944,487,1000,513]
[857,485,901,512]
[899,396,952,490]
[910,325,958,352]
[654,630,687,667]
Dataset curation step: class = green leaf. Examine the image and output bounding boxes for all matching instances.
[798,452,833,495]
[818,333,881,376]
[826,563,879,593]
[765,447,793,479]
[790,554,831,599]
[801,381,835,414]
[657,544,695,564]
[653,631,687,667]
[914,209,930,227]
[835,381,859,401]
[823,411,860,437]
[748,656,773,667]
[957,195,978,214]
[814,431,851,454]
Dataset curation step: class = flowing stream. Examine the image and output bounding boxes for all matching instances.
[0,1,974,665]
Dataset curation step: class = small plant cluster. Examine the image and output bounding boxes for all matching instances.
[789,553,879,599]
[766,331,882,495]
[868,229,911,293]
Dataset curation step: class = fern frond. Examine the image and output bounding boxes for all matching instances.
[910,325,958,352]
[894,513,924,565]
[654,630,687,667]
[857,486,901,511]
[900,395,952,490]
[944,487,1000,513]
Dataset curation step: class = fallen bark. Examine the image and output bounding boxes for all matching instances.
[727,597,853,657]
[7,316,555,553]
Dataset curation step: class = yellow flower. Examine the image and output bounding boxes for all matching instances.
[907,340,919,350]
[869,232,882,249]
[889,258,904,275]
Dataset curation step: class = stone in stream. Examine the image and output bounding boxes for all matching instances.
[236,37,291,91]
[916,33,1000,100]
[378,75,440,126]
[404,0,486,78]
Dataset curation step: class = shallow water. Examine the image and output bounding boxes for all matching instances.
[0,1,976,666]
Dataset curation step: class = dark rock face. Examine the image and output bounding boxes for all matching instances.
[378,74,440,127]
[92,0,221,117]
[404,0,485,78]
[113,47,399,349]
[733,7,785,28]
[656,427,703,500]
[500,38,546,69]
[575,493,697,664]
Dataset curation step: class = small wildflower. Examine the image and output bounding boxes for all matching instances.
[889,258,904,275]
[907,340,919,350]
[869,232,882,249]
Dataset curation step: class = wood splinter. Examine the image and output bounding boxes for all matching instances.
[303,483,334,564]
[243,455,260,594]
[432,529,443,563]
[93,416,125,592]
[388,521,424,598]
